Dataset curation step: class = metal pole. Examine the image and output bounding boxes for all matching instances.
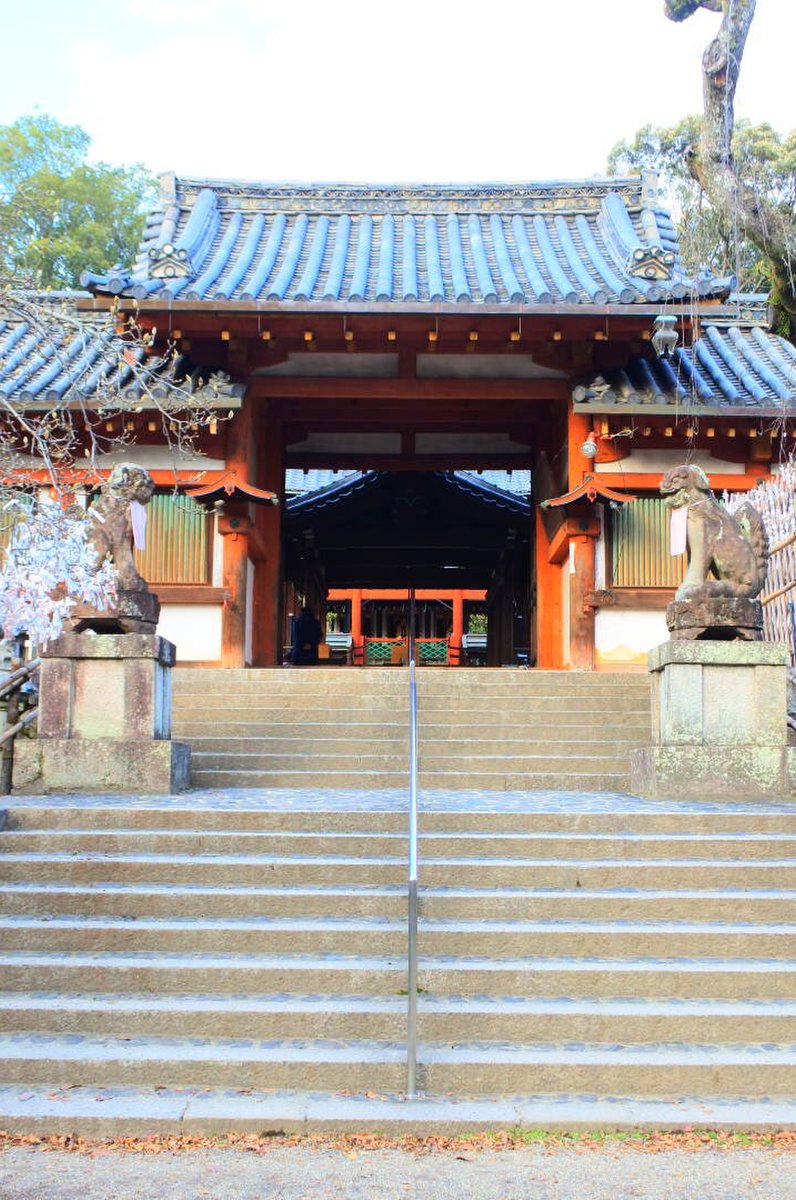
[406,587,419,1097]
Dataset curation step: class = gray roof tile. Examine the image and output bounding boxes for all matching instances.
[81,175,735,308]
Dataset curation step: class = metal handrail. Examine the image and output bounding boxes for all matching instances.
[406,589,419,1097]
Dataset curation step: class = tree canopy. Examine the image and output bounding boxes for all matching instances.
[0,113,153,289]
[608,115,796,312]
[643,0,796,340]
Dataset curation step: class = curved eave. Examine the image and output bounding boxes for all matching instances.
[573,400,794,419]
[187,478,278,506]
[76,296,741,320]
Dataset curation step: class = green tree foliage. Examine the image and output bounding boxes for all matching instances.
[0,114,153,288]
[608,116,796,307]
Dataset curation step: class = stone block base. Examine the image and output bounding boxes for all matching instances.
[631,745,796,801]
[14,739,191,794]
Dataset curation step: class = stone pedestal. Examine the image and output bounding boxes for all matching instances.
[630,641,796,801]
[69,589,160,635]
[15,633,190,793]
[666,596,763,641]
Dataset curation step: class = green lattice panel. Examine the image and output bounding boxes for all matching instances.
[418,640,449,664]
[365,640,400,664]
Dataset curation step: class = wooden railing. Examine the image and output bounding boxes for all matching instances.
[0,659,40,794]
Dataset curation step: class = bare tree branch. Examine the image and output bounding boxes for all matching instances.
[667,0,796,336]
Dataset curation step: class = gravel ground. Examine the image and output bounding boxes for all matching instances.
[0,1144,794,1200]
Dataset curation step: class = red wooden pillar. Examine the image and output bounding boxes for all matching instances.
[566,406,598,670]
[568,525,598,671]
[219,510,250,668]
[252,403,284,667]
[568,409,594,491]
[350,587,363,666]
[535,510,563,669]
[220,399,254,669]
[450,589,464,666]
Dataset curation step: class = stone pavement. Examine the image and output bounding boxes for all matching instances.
[1,1142,795,1200]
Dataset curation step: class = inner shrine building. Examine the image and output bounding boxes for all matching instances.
[13,170,796,670]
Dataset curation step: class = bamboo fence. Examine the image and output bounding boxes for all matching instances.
[725,465,796,664]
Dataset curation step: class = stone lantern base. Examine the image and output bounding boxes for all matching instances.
[630,641,796,801]
[14,633,190,794]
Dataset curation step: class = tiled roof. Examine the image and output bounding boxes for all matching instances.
[0,297,242,407]
[81,173,734,309]
[287,470,531,515]
[285,468,532,498]
[284,469,360,495]
[573,322,796,416]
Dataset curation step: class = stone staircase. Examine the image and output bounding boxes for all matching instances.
[0,792,795,1132]
[173,668,652,791]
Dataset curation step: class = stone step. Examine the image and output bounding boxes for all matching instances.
[3,1082,796,1137]
[5,829,796,861]
[2,881,795,923]
[192,753,414,772]
[3,991,795,1044]
[172,697,650,718]
[189,770,413,789]
[188,752,631,774]
[174,696,410,710]
[172,669,650,690]
[178,724,648,744]
[0,1033,792,1096]
[418,1040,796,1096]
[0,1033,406,1092]
[0,882,409,919]
[187,729,408,748]
[0,951,405,995]
[1,951,793,999]
[3,914,793,960]
[4,852,795,889]
[189,769,631,790]
[6,801,796,835]
[0,1084,791,1137]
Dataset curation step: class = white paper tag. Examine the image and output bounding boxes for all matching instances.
[670,505,688,556]
[130,500,147,551]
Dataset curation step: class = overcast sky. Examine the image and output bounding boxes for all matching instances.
[2,0,794,184]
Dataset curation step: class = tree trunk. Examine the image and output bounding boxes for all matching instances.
[666,0,796,340]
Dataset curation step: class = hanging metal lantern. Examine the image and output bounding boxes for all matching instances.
[651,314,679,359]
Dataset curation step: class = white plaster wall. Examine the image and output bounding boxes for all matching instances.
[595,608,668,669]
[594,504,606,591]
[157,605,222,662]
[595,449,744,475]
[211,521,224,587]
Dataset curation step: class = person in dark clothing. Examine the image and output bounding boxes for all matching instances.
[292,606,323,665]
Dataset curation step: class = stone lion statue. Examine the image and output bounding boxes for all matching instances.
[660,464,768,600]
[87,463,155,591]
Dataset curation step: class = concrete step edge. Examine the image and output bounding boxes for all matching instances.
[1,1034,795,1065]
[3,916,794,935]
[1,1085,794,1134]
[4,992,796,1016]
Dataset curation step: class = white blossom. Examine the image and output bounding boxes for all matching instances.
[0,502,117,647]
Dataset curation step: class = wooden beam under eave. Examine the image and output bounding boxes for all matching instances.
[547,517,601,564]
[249,377,570,402]
[284,453,534,471]
[594,472,771,492]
